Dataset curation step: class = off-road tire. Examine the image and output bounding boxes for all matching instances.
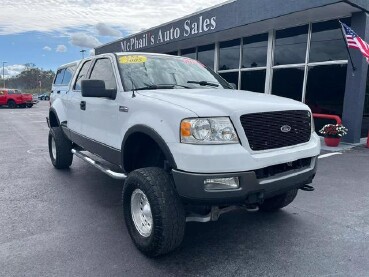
[48,127,73,169]
[123,167,186,257]
[27,104,33,108]
[7,100,16,109]
[259,189,298,212]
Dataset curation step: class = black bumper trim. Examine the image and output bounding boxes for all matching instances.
[172,157,318,204]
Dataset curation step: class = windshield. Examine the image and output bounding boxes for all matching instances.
[117,54,233,91]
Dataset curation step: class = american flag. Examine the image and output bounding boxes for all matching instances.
[340,21,369,62]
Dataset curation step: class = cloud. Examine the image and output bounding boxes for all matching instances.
[70,33,102,48]
[96,23,122,37]
[2,64,27,78]
[56,44,67,52]
[43,46,52,51]
[0,0,227,35]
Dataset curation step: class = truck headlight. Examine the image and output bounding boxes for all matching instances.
[181,117,239,144]
[310,112,315,134]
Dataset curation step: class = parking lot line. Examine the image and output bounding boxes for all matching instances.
[318,152,342,159]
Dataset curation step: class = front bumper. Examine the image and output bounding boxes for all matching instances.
[172,156,318,204]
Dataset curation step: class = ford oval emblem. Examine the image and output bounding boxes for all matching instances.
[281,125,292,133]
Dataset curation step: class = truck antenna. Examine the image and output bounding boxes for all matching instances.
[128,75,137,98]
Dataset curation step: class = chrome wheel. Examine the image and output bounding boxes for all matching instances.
[51,137,57,160]
[131,189,153,237]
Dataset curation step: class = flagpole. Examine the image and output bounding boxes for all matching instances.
[338,20,356,72]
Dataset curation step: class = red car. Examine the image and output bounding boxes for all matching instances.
[0,89,34,108]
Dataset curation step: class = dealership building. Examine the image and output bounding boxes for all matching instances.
[95,0,369,143]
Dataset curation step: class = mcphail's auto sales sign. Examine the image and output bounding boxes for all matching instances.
[121,15,217,52]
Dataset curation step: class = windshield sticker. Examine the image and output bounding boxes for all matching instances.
[119,56,147,64]
[182,58,205,67]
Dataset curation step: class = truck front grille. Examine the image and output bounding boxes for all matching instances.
[240,110,311,151]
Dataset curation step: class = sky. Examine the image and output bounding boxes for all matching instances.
[0,0,227,77]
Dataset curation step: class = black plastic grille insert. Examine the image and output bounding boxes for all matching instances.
[240,110,311,151]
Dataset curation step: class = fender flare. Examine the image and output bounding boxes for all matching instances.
[121,125,177,172]
[49,107,61,127]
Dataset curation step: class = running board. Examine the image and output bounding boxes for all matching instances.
[71,149,127,180]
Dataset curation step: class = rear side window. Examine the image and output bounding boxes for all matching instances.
[8,90,14,94]
[89,59,117,90]
[54,69,65,85]
[74,61,92,90]
[62,66,76,85]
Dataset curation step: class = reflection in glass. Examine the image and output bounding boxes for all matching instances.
[242,34,268,68]
[198,44,215,69]
[272,67,304,101]
[241,70,266,93]
[166,51,179,56]
[219,39,240,70]
[274,25,308,65]
[310,19,350,63]
[219,72,239,89]
[305,64,347,116]
[181,48,196,59]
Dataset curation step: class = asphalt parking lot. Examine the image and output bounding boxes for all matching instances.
[1,101,369,277]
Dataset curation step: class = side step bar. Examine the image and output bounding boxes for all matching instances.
[71,149,127,180]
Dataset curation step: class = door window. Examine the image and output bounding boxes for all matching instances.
[62,65,76,85]
[54,69,65,85]
[89,59,117,90]
[74,61,92,90]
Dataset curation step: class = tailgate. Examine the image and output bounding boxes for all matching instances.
[22,94,33,101]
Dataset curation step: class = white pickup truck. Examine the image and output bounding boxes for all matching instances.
[48,53,320,257]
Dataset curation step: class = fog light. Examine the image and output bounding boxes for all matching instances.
[204,177,240,191]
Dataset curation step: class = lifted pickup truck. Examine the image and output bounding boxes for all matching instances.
[48,53,320,257]
[0,89,33,108]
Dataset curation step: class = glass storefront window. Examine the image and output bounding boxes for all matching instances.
[274,25,308,65]
[309,19,350,63]
[241,70,266,93]
[219,39,241,70]
[362,70,369,136]
[219,72,239,89]
[242,34,268,68]
[198,44,215,69]
[181,48,196,59]
[272,67,304,101]
[166,51,178,56]
[305,64,347,116]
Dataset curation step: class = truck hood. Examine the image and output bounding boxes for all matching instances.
[137,89,310,116]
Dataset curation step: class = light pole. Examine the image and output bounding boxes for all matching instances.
[2,61,7,88]
[80,50,86,59]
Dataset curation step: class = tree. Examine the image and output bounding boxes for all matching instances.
[6,65,55,94]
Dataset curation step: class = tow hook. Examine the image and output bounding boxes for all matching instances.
[300,185,315,192]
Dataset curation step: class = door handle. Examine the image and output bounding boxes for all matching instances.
[80,101,86,110]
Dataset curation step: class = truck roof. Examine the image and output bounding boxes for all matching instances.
[56,60,81,70]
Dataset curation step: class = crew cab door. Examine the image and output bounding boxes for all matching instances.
[66,59,92,134]
[80,57,120,148]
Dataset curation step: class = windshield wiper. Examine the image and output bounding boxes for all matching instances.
[134,84,177,91]
[157,84,192,89]
[187,80,219,87]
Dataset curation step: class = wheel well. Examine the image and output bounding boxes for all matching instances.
[123,132,167,173]
[49,111,59,127]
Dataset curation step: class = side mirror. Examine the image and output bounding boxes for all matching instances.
[230,83,237,90]
[81,80,114,98]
